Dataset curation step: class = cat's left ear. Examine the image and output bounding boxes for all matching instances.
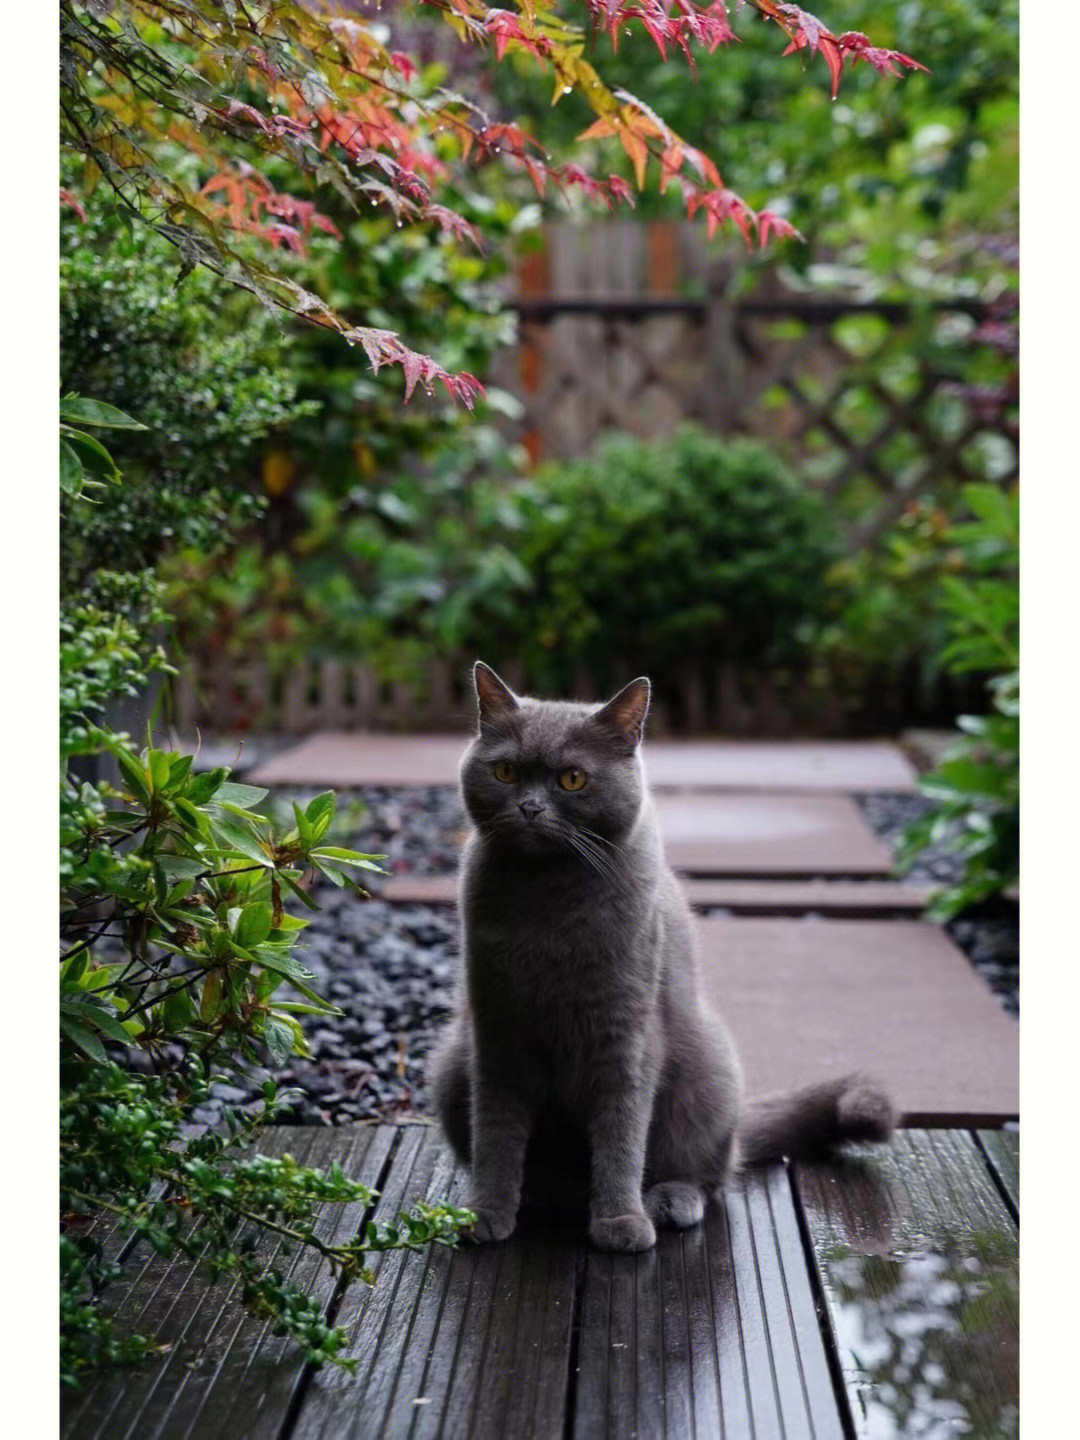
[593,677,651,749]
[473,661,519,729]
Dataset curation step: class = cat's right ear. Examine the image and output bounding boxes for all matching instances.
[592,677,651,750]
[473,661,519,729]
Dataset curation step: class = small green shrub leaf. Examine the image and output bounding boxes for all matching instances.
[60,395,149,430]
[235,902,273,949]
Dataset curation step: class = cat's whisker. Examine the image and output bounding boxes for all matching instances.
[561,826,630,892]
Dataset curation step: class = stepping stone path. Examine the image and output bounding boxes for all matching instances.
[253,732,1017,1126]
[249,733,920,792]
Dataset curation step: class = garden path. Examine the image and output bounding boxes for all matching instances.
[251,731,1018,1125]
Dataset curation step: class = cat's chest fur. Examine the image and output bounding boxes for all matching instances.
[460,837,666,1066]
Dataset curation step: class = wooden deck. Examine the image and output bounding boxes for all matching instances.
[63,1123,1018,1440]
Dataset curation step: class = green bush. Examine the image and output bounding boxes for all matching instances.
[59,402,473,1387]
[488,427,841,695]
[895,483,1018,917]
[60,186,318,600]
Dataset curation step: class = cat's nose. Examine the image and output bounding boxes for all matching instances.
[518,798,545,822]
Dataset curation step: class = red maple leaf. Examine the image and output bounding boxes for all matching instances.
[757,210,805,247]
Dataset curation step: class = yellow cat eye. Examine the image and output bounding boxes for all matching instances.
[493,760,519,784]
[559,767,588,792]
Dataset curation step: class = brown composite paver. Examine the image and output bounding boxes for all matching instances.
[249,733,468,788]
[249,732,918,792]
[645,739,918,792]
[695,917,1018,1125]
[655,790,893,875]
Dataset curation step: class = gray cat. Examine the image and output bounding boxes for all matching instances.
[430,662,893,1253]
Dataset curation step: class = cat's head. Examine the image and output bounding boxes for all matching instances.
[460,662,651,855]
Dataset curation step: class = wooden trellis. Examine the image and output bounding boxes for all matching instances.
[494,221,1016,550]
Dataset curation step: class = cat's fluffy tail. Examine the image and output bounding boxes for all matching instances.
[737,1075,895,1167]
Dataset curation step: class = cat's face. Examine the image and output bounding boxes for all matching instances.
[460,664,651,857]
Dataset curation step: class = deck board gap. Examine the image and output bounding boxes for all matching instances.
[973,1130,1019,1223]
[561,1254,587,1440]
[378,1225,441,1435]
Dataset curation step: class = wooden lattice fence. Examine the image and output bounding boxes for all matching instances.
[496,221,1016,551]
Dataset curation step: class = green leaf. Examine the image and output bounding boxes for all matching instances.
[278,872,320,910]
[162,986,196,1033]
[61,425,121,481]
[156,854,208,880]
[115,749,151,806]
[149,751,172,792]
[292,802,313,848]
[263,1017,295,1066]
[173,797,209,831]
[310,847,384,872]
[60,438,86,497]
[212,822,273,867]
[61,951,89,989]
[200,970,224,1022]
[234,902,273,949]
[304,792,336,841]
[168,755,194,787]
[215,782,269,808]
[251,952,340,1011]
[60,1015,108,1064]
[60,394,148,430]
[186,768,229,805]
[62,997,134,1046]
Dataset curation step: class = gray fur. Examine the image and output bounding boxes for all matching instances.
[430,663,893,1252]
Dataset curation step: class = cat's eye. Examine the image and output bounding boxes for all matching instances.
[493,760,519,784]
[559,767,588,792]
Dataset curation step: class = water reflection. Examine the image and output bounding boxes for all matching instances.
[823,1236,1018,1438]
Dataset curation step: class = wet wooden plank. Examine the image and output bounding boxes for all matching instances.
[795,1129,1019,1439]
[62,1126,391,1440]
[571,1169,845,1439]
[295,1126,579,1440]
[977,1128,1019,1216]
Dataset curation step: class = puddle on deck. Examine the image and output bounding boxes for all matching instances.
[819,1236,1018,1438]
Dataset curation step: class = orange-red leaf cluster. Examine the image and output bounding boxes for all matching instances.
[200,169,342,257]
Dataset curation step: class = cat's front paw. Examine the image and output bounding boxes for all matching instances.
[589,1212,656,1253]
[464,1205,517,1243]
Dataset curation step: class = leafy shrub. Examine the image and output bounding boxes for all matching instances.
[60,412,473,1388]
[488,427,841,695]
[60,187,318,599]
[895,484,1018,917]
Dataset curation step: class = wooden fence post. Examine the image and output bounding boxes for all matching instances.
[705,256,745,434]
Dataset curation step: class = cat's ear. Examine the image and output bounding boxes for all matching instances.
[473,661,519,728]
[593,677,651,749]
